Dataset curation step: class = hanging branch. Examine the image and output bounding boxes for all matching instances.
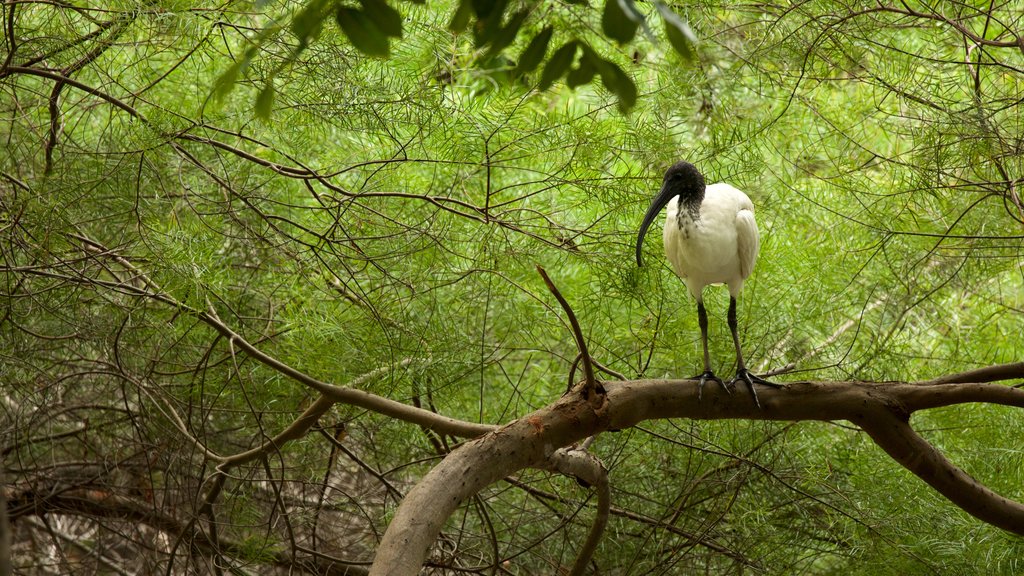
[543,448,610,576]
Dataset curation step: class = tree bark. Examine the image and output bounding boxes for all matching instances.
[370,376,1024,575]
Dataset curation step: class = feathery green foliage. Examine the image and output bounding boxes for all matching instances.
[2,0,1023,573]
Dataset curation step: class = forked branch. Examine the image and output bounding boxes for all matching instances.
[369,375,1024,575]
[21,242,1024,573]
[537,265,599,397]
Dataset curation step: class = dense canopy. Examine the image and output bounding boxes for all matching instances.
[1,1,1023,574]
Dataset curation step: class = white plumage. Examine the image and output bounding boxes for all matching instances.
[636,162,779,407]
[662,183,760,300]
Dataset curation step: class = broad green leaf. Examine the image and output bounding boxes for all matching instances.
[656,2,696,61]
[483,10,528,59]
[580,43,637,112]
[359,0,403,38]
[255,82,275,120]
[471,0,507,20]
[292,0,331,48]
[601,0,643,44]
[513,26,553,78]
[472,0,510,48]
[566,52,597,88]
[601,62,637,112]
[539,41,578,90]
[336,7,390,57]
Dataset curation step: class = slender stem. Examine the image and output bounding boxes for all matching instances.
[537,265,597,395]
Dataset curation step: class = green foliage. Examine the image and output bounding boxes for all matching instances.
[601,0,646,45]
[2,0,1023,573]
[335,5,396,56]
[511,24,551,78]
[213,0,697,114]
[656,0,696,62]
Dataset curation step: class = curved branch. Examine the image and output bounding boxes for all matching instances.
[370,378,1024,574]
[218,395,336,467]
[368,390,602,576]
[543,448,609,576]
[537,265,597,396]
[859,408,1024,534]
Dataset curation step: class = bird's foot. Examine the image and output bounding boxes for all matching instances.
[730,369,783,409]
[693,370,728,402]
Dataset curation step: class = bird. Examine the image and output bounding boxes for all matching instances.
[635,161,780,408]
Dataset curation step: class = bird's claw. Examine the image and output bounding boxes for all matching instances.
[730,368,782,409]
[694,370,729,402]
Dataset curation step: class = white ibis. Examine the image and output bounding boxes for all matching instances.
[636,161,780,407]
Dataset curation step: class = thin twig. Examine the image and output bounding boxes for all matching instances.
[537,266,597,397]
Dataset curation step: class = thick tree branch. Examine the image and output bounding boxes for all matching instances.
[370,377,1024,574]
[920,361,1024,385]
[859,409,1024,534]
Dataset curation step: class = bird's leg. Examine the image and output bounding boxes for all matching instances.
[728,296,782,408]
[694,299,726,401]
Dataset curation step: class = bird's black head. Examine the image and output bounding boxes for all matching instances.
[636,161,706,267]
[661,161,706,201]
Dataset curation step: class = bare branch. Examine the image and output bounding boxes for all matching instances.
[537,266,598,397]
[543,448,609,576]
[370,377,1024,574]
[6,487,369,576]
[860,408,1024,535]
[920,361,1024,385]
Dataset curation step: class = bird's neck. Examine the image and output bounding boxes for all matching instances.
[676,193,702,224]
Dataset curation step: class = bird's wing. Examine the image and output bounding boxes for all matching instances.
[735,208,759,280]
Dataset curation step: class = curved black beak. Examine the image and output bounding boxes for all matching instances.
[636,184,676,267]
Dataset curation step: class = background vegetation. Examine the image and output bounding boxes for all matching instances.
[1,0,1022,573]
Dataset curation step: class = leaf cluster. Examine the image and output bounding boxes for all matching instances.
[219,0,698,115]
